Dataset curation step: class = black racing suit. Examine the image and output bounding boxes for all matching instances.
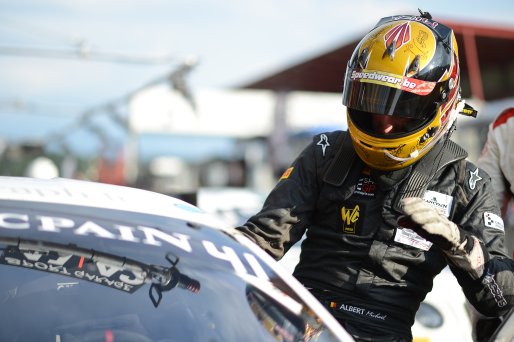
[236,131,514,341]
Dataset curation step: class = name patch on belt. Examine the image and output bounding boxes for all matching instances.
[329,302,388,321]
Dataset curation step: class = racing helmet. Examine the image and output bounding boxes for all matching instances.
[342,14,464,171]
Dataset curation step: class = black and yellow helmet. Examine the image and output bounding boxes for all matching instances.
[342,14,464,171]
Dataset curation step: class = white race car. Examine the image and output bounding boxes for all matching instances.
[0,176,353,342]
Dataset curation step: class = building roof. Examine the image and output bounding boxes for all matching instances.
[241,20,514,102]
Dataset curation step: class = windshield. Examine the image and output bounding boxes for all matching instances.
[0,201,346,342]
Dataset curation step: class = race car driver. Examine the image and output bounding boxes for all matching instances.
[236,12,514,341]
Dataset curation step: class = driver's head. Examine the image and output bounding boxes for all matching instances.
[342,13,462,171]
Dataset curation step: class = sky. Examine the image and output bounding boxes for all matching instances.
[1,0,514,156]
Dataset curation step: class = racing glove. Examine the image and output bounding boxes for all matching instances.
[400,197,488,279]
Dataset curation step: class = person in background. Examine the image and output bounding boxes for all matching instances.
[236,11,514,342]
[465,107,514,341]
[478,107,514,257]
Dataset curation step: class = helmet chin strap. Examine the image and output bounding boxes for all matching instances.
[383,100,465,163]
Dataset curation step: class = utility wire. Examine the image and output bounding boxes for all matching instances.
[0,45,185,65]
[0,99,84,117]
[0,15,85,46]
[0,16,185,65]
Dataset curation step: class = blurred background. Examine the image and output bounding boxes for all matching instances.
[1,1,514,340]
[1,0,513,209]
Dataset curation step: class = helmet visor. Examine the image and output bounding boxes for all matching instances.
[348,108,431,137]
[342,67,443,120]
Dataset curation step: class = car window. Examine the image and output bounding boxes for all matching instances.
[0,201,349,342]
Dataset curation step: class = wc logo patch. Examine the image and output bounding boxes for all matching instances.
[341,204,360,234]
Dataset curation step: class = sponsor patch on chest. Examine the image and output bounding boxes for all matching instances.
[354,177,377,197]
[395,191,453,250]
[394,228,433,251]
[422,190,453,217]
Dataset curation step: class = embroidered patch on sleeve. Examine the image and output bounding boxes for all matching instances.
[484,212,504,231]
[279,167,294,180]
[468,168,482,190]
[316,134,330,156]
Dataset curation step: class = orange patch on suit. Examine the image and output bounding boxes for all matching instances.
[280,167,294,180]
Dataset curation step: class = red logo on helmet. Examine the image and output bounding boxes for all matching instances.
[384,22,411,50]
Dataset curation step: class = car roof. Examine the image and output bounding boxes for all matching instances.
[0,176,230,230]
